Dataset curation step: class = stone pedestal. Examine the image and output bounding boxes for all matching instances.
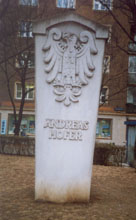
[33,13,108,203]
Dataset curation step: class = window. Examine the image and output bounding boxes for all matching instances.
[25,84,34,100]
[100,87,109,104]
[128,33,136,52]
[96,119,112,139]
[128,56,136,84]
[103,56,110,74]
[56,0,76,8]
[127,87,136,105]
[130,25,136,41]
[19,0,38,6]
[8,114,35,135]
[93,0,112,11]
[15,83,34,100]
[128,42,136,52]
[128,56,136,73]
[16,51,34,68]
[19,21,33,37]
[16,83,22,99]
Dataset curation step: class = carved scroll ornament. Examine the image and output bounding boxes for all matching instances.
[43,28,98,106]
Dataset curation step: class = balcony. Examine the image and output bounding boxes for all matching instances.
[126,103,136,113]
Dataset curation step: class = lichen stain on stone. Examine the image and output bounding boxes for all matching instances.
[65,185,90,203]
[35,182,90,203]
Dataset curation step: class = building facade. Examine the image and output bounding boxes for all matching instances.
[0,0,136,162]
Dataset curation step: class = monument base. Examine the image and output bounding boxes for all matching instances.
[35,181,90,203]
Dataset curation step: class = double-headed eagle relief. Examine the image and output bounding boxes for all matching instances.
[43,28,98,106]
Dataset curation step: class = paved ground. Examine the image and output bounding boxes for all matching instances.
[0,154,136,220]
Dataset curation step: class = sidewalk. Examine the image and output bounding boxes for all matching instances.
[0,154,136,220]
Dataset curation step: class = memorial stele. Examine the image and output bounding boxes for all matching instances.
[33,13,108,203]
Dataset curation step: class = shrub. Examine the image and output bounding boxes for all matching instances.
[94,143,126,166]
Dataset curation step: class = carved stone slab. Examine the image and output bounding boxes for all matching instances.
[33,13,108,203]
[43,28,97,106]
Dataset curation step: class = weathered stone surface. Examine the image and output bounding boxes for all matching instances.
[33,13,108,203]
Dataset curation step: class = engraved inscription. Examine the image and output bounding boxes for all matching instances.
[44,119,89,141]
[49,130,82,141]
[43,28,98,106]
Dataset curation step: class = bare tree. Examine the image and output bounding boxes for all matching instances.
[94,0,136,107]
[0,0,10,20]
[1,0,136,135]
[0,0,48,135]
[98,0,136,46]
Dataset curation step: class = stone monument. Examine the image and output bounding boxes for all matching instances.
[33,13,108,203]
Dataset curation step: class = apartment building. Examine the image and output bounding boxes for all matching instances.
[0,0,136,162]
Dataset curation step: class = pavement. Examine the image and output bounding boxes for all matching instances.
[0,154,136,220]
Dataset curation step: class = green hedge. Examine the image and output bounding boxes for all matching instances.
[0,135,34,156]
[0,135,126,166]
[94,143,126,166]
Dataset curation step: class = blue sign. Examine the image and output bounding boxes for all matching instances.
[1,119,6,134]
